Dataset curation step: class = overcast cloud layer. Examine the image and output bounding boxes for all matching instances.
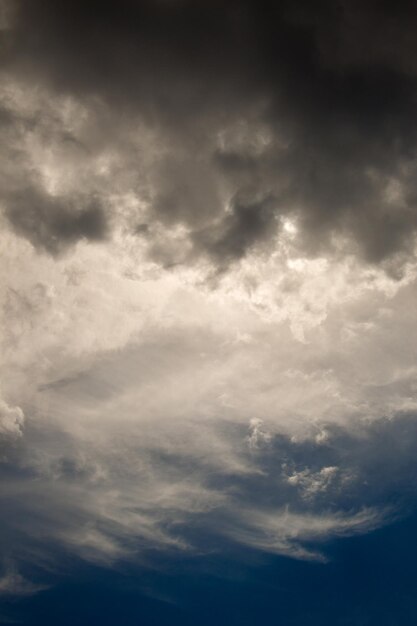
[1,0,417,598]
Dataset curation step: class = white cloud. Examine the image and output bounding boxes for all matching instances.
[225,507,386,561]
[285,466,339,499]
[246,418,272,451]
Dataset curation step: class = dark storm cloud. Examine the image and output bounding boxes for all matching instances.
[4,0,417,267]
[192,193,278,267]
[5,187,108,254]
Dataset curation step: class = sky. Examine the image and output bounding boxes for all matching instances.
[1,1,417,624]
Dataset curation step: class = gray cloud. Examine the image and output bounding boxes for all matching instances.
[5,187,108,255]
[192,193,278,269]
[0,0,415,269]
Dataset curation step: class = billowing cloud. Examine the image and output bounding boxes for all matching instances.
[0,0,416,269]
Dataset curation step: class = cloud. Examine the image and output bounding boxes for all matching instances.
[192,193,278,269]
[4,186,108,255]
[0,0,416,269]
[0,199,416,567]
[0,563,47,597]
[224,506,384,561]
[285,465,339,499]
[1,0,417,596]
[0,273,416,565]
[0,375,410,566]
[246,418,272,451]
[0,396,23,442]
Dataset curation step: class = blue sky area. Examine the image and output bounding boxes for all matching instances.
[2,511,417,626]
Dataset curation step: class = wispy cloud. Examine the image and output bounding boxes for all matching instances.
[0,563,47,597]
